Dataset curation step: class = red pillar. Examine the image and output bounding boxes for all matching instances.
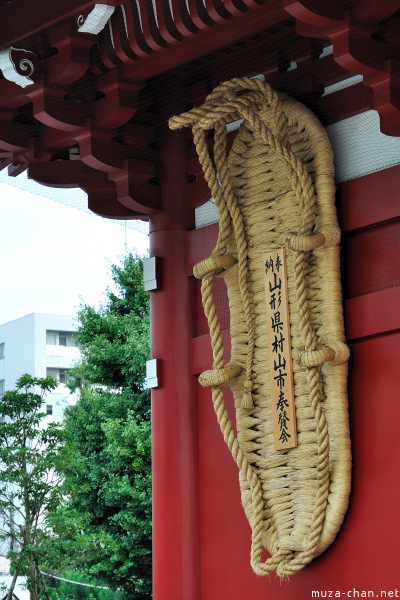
[150,75,200,600]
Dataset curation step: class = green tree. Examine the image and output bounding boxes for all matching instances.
[46,567,123,600]
[62,253,151,599]
[0,375,66,600]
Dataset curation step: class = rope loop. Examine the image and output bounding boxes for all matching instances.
[293,341,349,368]
[284,225,341,252]
[193,254,237,279]
[293,346,336,368]
[199,362,243,387]
[285,232,326,252]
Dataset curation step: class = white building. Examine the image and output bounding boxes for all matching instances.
[0,314,80,566]
[0,313,80,420]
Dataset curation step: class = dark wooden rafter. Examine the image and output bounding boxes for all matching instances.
[284,0,400,135]
[0,0,399,220]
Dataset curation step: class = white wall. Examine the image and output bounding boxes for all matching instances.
[0,313,80,418]
[0,313,36,391]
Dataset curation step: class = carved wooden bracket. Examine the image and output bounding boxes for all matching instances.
[77,4,115,35]
[0,46,38,88]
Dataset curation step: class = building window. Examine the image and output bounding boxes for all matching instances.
[46,331,77,347]
[46,405,53,415]
[46,331,57,345]
[59,369,68,384]
[0,379,4,396]
[47,367,58,380]
[46,368,70,384]
[0,342,4,359]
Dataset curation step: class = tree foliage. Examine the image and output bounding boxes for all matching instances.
[47,568,123,600]
[0,376,114,600]
[62,254,151,599]
[0,375,67,600]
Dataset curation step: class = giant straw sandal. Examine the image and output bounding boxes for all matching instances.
[169,77,351,578]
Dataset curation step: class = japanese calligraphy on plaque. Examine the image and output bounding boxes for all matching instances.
[264,248,297,450]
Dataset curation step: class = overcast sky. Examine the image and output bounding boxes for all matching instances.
[0,174,149,325]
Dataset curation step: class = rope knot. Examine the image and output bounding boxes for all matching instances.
[241,380,254,409]
[321,340,350,366]
[319,225,341,247]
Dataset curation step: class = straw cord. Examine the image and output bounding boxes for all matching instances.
[171,77,328,574]
[169,77,350,577]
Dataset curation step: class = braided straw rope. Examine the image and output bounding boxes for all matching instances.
[169,78,351,577]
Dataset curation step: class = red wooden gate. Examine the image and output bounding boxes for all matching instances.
[152,163,400,599]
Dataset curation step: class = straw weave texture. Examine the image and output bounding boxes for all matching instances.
[169,78,351,577]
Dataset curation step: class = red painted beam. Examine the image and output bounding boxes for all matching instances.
[150,75,200,600]
[151,230,201,600]
[337,165,400,232]
[191,330,231,376]
[345,286,400,341]
[186,223,219,276]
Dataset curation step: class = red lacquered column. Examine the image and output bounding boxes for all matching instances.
[150,75,200,600]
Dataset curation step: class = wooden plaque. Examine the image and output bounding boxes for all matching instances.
[263,248,297,450]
